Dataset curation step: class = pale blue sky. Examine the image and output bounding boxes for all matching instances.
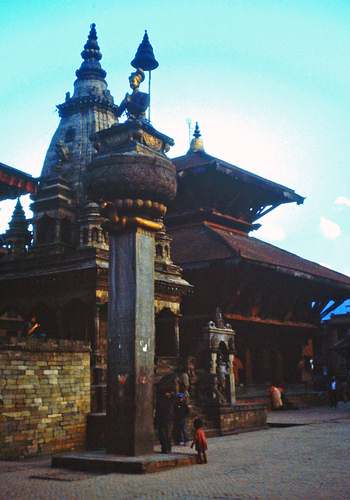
[1,0,350,284]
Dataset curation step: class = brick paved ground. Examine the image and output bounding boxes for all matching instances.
[1,403,349,500]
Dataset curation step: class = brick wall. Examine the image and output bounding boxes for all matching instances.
[218,403,268,435]
[0,338,90,459]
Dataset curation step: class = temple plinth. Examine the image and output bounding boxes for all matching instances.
[86,120,176,455]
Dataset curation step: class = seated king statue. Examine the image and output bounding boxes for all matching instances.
[117,68,150,121]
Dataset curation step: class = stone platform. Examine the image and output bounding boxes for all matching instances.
[87,402,267,449]
[52,450,197,474]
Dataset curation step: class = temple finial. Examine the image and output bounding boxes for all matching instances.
[188,122,205,153]
[5,199,31,255]
[131,30,159,71]
[90,23,97,37]
[194,122,201,139]
[75,23,107,80]
[130,31,159,123]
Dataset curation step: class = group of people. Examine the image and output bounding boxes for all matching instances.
[155,389,208,463]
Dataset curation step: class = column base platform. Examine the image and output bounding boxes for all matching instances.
[52,450,198,474]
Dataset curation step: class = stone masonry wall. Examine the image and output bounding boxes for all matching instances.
[218,404,267,436]
[0,338,90,459]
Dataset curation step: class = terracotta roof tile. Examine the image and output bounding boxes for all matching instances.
[172,151,304,204]
[169,222,350,289]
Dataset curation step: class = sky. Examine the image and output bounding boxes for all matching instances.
[1,0,350,300]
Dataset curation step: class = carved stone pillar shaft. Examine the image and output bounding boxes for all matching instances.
[174,316,180,357]
[55,220,61,243]
[228,353,236,404]
[92,304,100,352]
[210,352,217,374]
[106,226,155,455]
[86,118,176,456]
[91,303,104,413]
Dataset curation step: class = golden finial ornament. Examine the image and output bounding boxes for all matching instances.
[189,122,205,153]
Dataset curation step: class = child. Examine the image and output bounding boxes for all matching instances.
[191,418,208,464]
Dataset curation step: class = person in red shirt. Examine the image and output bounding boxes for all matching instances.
[269,384,283,410]
[27,316,42,337]
[191,418,208,464]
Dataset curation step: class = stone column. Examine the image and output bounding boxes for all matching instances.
[54,220,61,243]
[174,316,180,357]
[93,303,101,354]
[210,351,217,374]
[91,303,104,413]
[106,226,156,455]
[228,353,236,404]
[86,119,176,456]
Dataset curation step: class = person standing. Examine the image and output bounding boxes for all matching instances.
[173,393,189,445]
[191,418,208,464]
[27,316,45,338]
[178,371,191,400]
[329,376,338,408]
[155,388,175,453]
[269,384,283,410]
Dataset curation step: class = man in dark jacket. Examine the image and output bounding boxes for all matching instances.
[155,388,175,453]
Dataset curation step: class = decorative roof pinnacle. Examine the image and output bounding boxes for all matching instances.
[6,198,29,235]
[193,122,201,138]
[188,122,205,153]
[75,23,107,80]
[11,198,26,222]
[5,198,31,253]
[131,30,159,71]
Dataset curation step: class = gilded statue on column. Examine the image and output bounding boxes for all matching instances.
[117,69,150,121]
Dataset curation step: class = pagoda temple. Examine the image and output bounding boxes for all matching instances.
[168,124,350,399]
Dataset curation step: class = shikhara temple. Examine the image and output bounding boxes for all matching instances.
[1,24,350,458]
